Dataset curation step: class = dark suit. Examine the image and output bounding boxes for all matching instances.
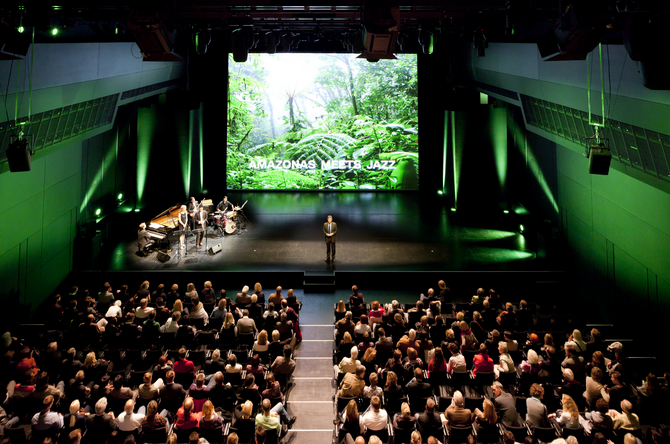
[160,382,186,400]
[323,220,337,260]
[417,411,442,434]
[376,337,394,355]
[493,392,520,427]
[195,210,207,246]
[406,379,433,399]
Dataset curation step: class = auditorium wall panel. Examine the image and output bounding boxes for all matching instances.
[555,146,670,336]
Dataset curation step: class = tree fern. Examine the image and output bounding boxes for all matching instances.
[285,133,357,164]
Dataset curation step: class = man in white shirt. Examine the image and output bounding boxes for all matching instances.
[359,396,388,435]
[116,399,144,432]
[135,299,155,319]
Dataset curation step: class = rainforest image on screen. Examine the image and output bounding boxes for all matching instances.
[227,53,418,190]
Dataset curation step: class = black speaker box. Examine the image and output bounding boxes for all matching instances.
[209,243,222,255]
[7,139,31,172]
[588,144,612,175]
[157,251,172,262]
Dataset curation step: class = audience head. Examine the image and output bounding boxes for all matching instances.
[146,400,158,417]
[527,349,539,365]
[503,431,515,444]
[386,371,398,387]
[371,396,381,411]
[68,430,82,444]
[95,397,107,414]
[530,383,544,398]
[563,368,574,381]
[479,343,488,354]
[492,381,503,396]
[621,400,633,413]
[346,399,358,420]
[414,367,423,380]
[355,365,366,378]
[453,391,464,407]
[255,426,266,444]
[124,399,134,414]
[226,433,238,444]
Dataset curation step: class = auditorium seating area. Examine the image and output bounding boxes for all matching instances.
[1,278,668,444]
[0,279,300,444]
[330,286,668,444]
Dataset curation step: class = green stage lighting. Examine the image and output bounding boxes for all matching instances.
[503,210,509,214]
[95,208,102,216]
[450,208,456,212]
[117,193,123,200]
[437,190,443,195]
[519,224,524,234]
[134,209,140,213]
[18,26,25,33]
[51,28,58,36]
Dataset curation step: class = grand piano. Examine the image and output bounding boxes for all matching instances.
[146,205,182,249]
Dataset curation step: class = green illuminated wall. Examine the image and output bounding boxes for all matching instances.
[0,109,136,320]
[556,146,670,325]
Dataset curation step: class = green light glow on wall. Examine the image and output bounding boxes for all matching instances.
[183,111,194,197]
[480,92,489,105]
[137,108,156,204]
[510,121,559,213]
[451,111,460,208]
[199,103,204,191]
[442,111,448,195]
[491,110,507,190]
[80,137,118,215]
[460,229,517,241]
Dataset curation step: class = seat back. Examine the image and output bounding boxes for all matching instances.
[533,426,559,443]
[142,427,168,443]
[448,425,474,444]
[392,426,413,444]
[199,425,224,444]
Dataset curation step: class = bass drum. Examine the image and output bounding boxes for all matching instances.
[225,221,237,234]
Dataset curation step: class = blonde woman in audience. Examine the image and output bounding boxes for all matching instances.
[219,312,237,340]
[184,283,198,303]
[565,329,587,354]
[553,394,581,427]
[410,431,422,444]
[254,330,269,353]
[199,400,223,429]
[393,402,417,430]
[173,299,189,317]
[211,299,227,319]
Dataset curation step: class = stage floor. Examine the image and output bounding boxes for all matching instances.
[91,192,558,273]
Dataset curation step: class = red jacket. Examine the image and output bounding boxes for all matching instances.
[472,353,494,376]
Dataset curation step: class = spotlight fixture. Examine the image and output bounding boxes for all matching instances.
[134,209,140,213]
[95,208,102,216]
[117,193,124,200]
[473,27,487,57]
[519,224,525,234]
[194,29,211,55]
[503,210,509,214]
[51,28,59,36]
[17,26,25,34]
[450,208,456,212]
[359,1,400,62]
[437,190,443,195]
[418,27,434,55]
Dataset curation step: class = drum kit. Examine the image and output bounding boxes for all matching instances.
[212,201,247,236]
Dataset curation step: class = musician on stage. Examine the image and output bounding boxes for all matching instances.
[137,223,153,256]
[217,196,234,213]
[187,197,198,229]
[194,205,207,248]
[178,205,188,249]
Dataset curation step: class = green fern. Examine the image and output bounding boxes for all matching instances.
[285,133,357,164]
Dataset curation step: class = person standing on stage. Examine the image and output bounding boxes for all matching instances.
[323,215,337,262]
[194,205,207,248]
[178,205,188,249]
[187,197,198,229]
[217,196,233,213]
[138,223,153,256]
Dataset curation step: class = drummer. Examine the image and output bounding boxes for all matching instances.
[216,196,234,214]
